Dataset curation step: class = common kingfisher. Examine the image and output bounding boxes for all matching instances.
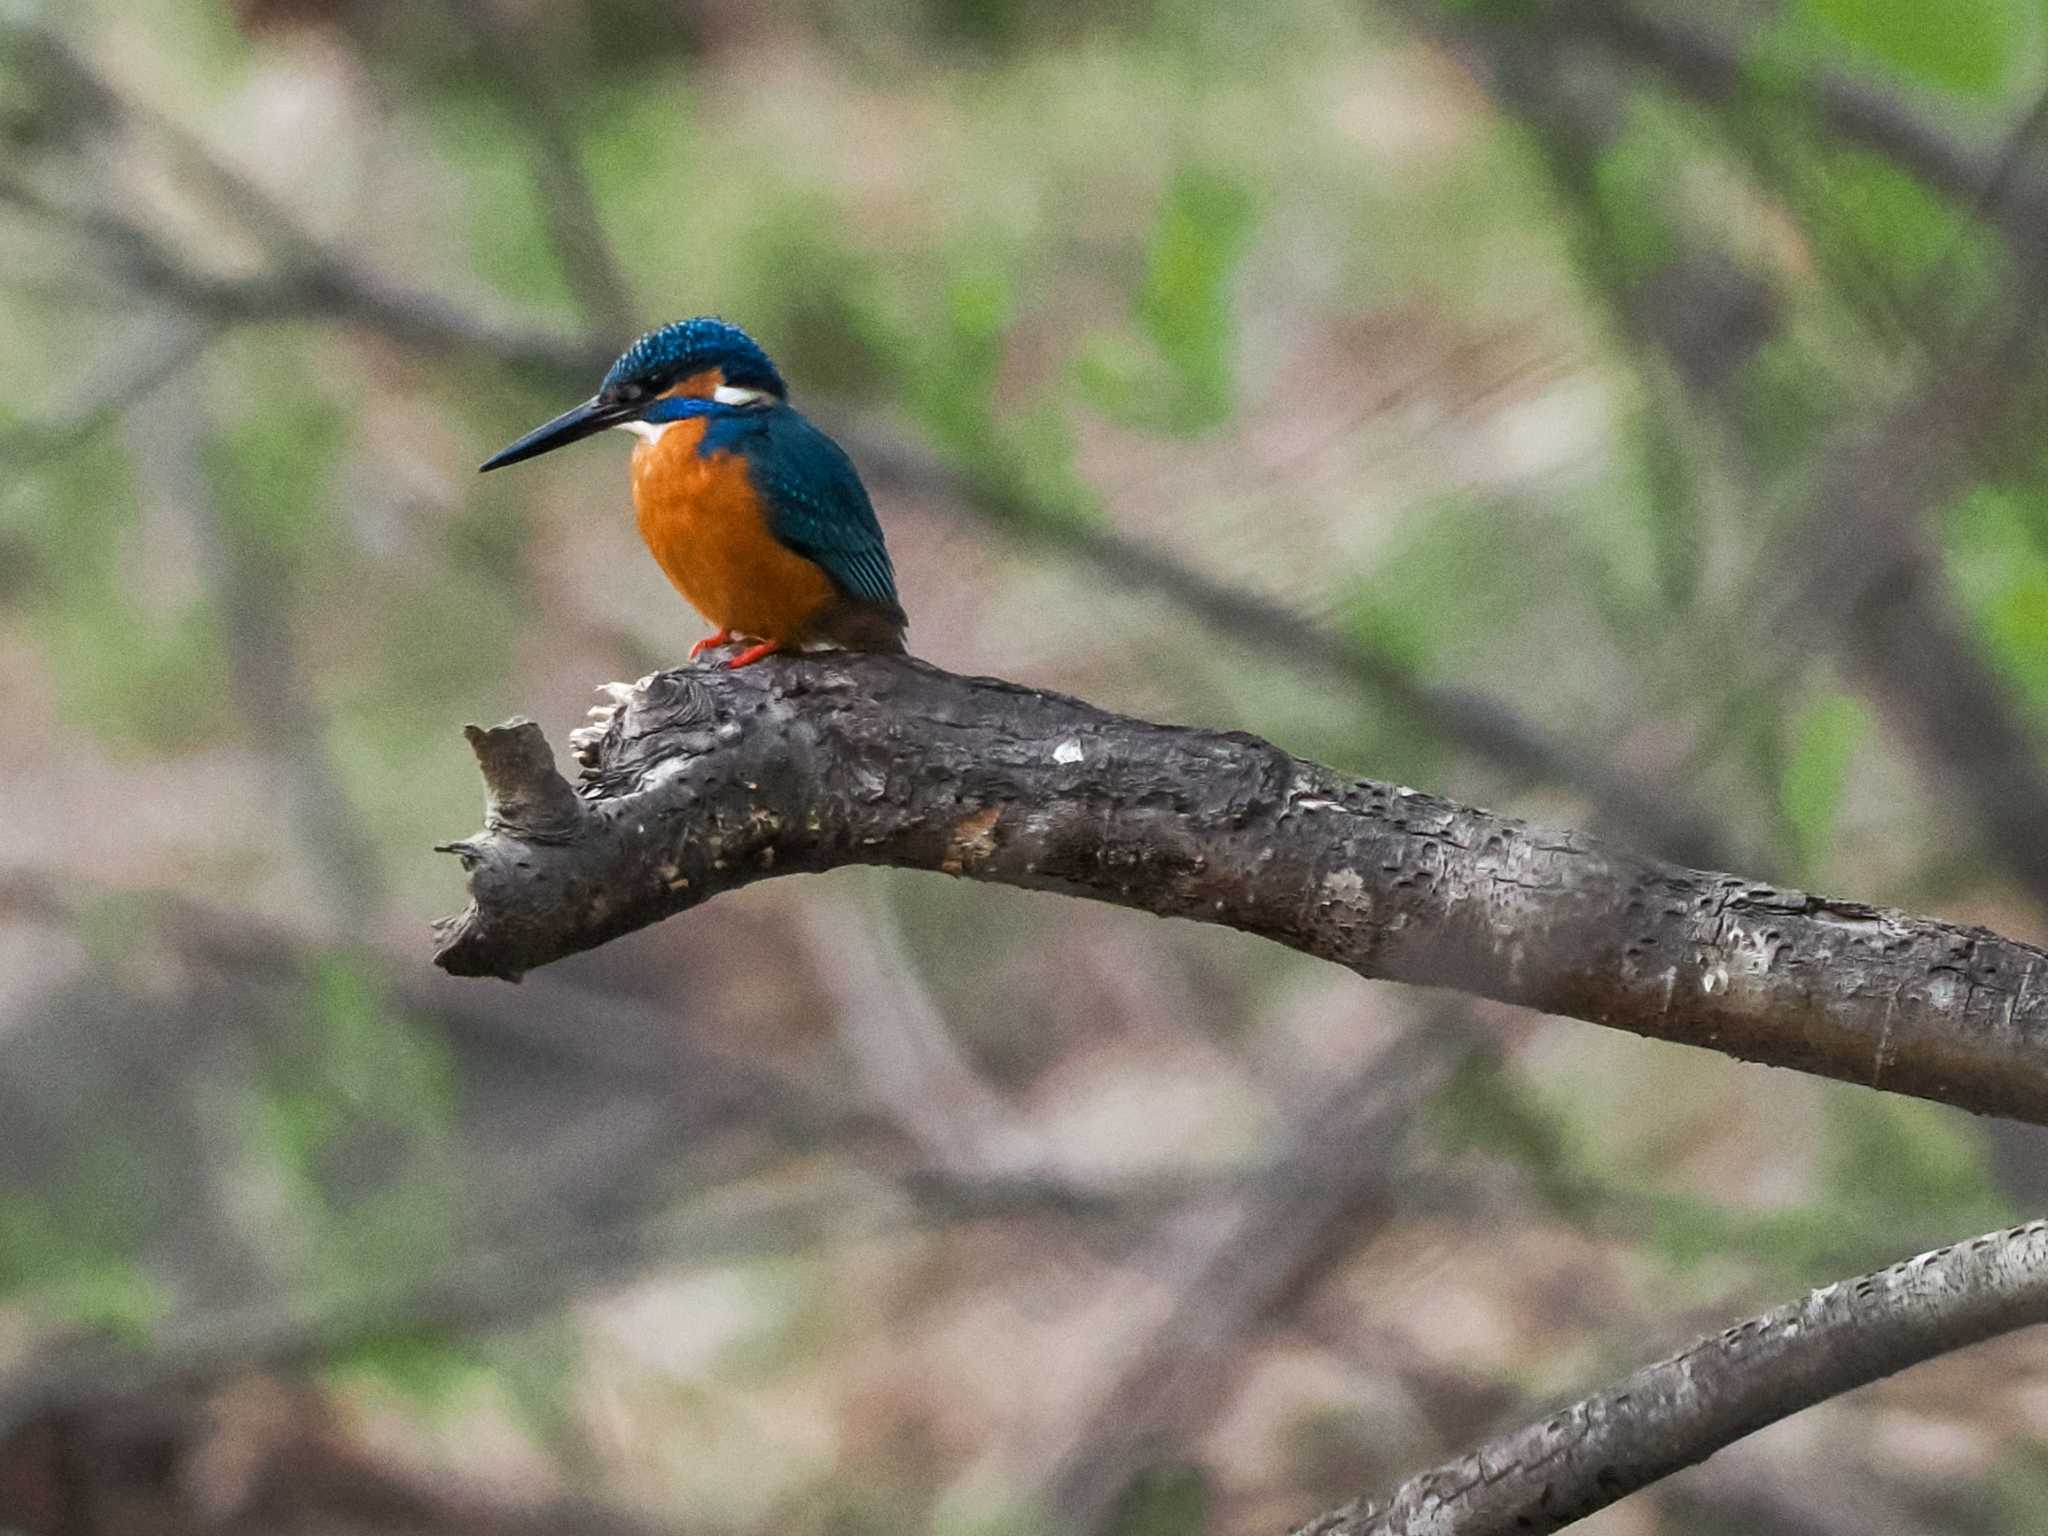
[481,317,906,668]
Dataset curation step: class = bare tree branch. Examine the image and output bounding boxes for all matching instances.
[1299,1218,2048,1536]
[434,657,2048,1124]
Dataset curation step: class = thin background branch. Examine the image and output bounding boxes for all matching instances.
[1302,1219,2048,1536]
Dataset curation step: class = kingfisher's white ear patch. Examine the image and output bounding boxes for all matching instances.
[712,385,772,406]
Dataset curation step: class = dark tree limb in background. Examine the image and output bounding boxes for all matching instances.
[435,656,2048,1125]
[1309,1219,2048,1536]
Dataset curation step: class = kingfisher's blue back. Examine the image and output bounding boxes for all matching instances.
[693,402,900,615]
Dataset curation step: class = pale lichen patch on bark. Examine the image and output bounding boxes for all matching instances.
[1321,868,1369,909]
[942,805,1003,875]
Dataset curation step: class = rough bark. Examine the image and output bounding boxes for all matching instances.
[1301,1219,2048,1536]
[436,656,2048,1124]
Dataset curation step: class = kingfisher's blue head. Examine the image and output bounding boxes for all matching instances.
[480,317,787,472]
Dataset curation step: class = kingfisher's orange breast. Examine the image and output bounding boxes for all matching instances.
[630,421,836,642]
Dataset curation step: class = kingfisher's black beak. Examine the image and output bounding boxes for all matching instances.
[479,396,638,471]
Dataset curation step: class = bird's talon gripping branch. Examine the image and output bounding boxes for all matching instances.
[724,640,782,670]
[689,629,733,660]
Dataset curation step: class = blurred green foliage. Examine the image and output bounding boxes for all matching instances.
[327,1317,578,1426]
[203,335,352,558]
[6,439,234,752]
[1948,486,2048,717]
[0,1187,167,1341]
[332,1326,496,1404]
[1102,1464,1211,1536]
[1589,104,1685,286]
[1992,1443,2048,1536]
[1803,0,2021,98]
[1077,166,1255,432]
[245,957,467,1306]
[1637,1091,2016,1291]
[229,953,524,1412]
[1779,690,1870,878]
[428,85,582,313]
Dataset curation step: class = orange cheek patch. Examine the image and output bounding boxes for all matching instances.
[660,368,724,400]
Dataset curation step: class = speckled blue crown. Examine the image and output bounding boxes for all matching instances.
[602,317,787,399]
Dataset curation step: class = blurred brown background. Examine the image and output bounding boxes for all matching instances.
[5,0,2048,1531]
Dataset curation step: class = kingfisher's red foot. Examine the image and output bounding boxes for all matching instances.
[689,629,734,661]
[725,640,783,669]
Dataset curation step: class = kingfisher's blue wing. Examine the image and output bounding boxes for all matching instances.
[729,407,900,612]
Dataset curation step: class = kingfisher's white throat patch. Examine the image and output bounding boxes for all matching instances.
[617,419,674,443]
